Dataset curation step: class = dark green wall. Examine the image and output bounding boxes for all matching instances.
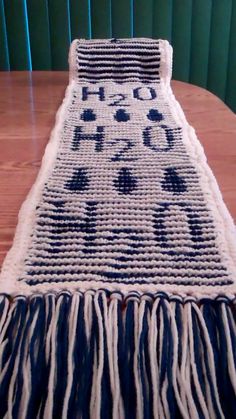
[0,0,235,112]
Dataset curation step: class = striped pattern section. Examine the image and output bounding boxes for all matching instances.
[75,39,161,83]
[11,38,233,290]
[0,1,235,112]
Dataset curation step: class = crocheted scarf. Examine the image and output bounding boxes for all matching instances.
[0,38,235,418]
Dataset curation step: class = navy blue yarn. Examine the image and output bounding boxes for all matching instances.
[99,295,113,419]
[80,201,98,251]
[109,138,137,162]
[108,93,129,107]
[1,299,26,367]
[133,87,157,100]
[147,109,164,121]
[114,109,130,122]
[65,168,90,192]
[38,295,55,418]
[152,203,206,255]
[0,294,235,417]
[52,294,71,419]
[77,50,160,57]
[187,213,204,244]
[67,297,87,418]
[189,375,206,419]
[184,318,204,419]
[67,299,83,417]
[77,53,160,61]
[225,304,236,365]
[152,204,169,247]
[113,168,137,194]
[120,300,136,418]
[214,303,236,417]
[161,168,187,195]
[35,295,54,416]
[81,108,96,121]
[82,86,105,101]
[210,303,234,417]
[77,44,161,51]
[174,302,183,365]
[81,62,160,69]
[12,298,43,419]
[0,296,7,317]
[72,126,104,152]
[139,303,152,419]
[143,308,153,415]
[24,297,48,419]
[37,201,98,256]
[79,43,160,49]
[190,308,207,418]
[192,308,222,419]
[163,301,182,419]
[80,301,97,419]
[159,300,179,418]
[143,126,175,152]
[116,298,125,413]
[25,274,232,287]
[139,304,149,418]
[0,299,28,418]
[79,68,160,76]
[89,295,105,418]
[202,303,221,391]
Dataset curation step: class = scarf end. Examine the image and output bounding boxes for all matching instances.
[0,290,235,418]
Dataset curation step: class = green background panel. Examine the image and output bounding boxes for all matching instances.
[0,0,9,70]
[133,0,153,37]
[207,0,232,100]
[90,0,111,38]
[171,0,192,82]
[26,0,51,70]
[190,0,212,88]
[47,0,71,70]
[152,0,173,42]
[4,0,31,70]
[226,0,236,110]
[70,0,91,39]
[111,0,132,38]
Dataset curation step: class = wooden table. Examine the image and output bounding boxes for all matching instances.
[0,72,235,267]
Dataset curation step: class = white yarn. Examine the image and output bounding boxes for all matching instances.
[149,298,161,419]
[0,39,235,300]
[221,304,236,394]
[186,304,210,419]
[0,37,235,419]
[62,294,80,419]
[92,293,105,419]
[44,296,63,418]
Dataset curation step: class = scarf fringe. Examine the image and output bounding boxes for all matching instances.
[0,290,235,418]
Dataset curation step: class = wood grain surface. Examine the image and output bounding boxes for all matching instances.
[0,72,235,267]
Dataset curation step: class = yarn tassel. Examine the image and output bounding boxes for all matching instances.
[0,291,235,418]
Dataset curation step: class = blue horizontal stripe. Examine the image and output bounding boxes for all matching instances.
[78,69,160,75]
[79,62,161,69]
[76,49,161,57]
[25,275,233,287]
[76,43,160,49]
[25,268,228,280]
[77,75,160,81]
[76,55,159,62]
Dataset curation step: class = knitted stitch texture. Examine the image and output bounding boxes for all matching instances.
[0,38,235,419]
[0,38,235,298]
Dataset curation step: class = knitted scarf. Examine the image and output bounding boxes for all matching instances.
[0,38,235,418]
